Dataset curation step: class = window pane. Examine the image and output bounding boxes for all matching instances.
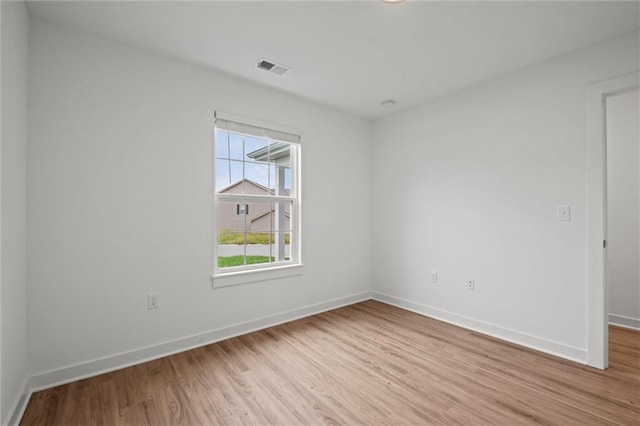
[215,159,229,193]
[271,231,292,262]
[217,199,246,268]
[215,129,244,160]
[246,199,273,233]
[269,142,291,167]
[218,229,245,268]
[216,160,244,193]
[283,167,291,193]
[217,199,246,239]
[267,166,291,195]
[273,200,293,231]
[244,136,270,163]
[226,132,244,160]
[245,162,270,190]
[246,232,273,266]
[215,130,230,159]
[218,236,245,268]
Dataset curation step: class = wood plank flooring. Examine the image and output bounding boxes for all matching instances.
[21,301,640,425]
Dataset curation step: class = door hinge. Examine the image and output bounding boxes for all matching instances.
[603,239,607,248]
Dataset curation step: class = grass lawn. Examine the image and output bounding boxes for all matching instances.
[218,230,290,245]
[218,255,273,268]
[218,255,291,268]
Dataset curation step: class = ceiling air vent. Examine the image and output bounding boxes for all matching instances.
[255,58,290,76]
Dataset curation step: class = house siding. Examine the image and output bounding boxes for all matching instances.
[218,179,291,233]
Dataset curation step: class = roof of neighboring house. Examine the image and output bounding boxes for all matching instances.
[218,178,290,196]
[246,141,290,163]
[250,209,291,224]
[218,178,271,194]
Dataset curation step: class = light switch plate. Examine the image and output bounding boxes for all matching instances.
[147,293,159,310]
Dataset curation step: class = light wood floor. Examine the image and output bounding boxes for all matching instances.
[21,301,640,425]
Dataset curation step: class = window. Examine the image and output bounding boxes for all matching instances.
[213,112,301,281]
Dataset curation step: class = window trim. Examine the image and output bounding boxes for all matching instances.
[212,264,304,288]
[212,113,302,286]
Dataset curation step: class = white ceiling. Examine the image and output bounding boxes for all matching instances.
[27,1,640,119]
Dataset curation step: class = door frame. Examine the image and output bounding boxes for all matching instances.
[586,72,640,370]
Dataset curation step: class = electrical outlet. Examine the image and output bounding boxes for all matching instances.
[429,271,438,284]
[466,278,475,291]
[147,293,159,310]
[558,205,571,221]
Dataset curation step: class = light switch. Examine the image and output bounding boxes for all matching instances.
[558,205,571,221]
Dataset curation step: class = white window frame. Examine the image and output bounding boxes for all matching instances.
[212,112,302,287]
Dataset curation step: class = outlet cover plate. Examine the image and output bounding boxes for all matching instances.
[466,278,475,291]
[558,205,571,221]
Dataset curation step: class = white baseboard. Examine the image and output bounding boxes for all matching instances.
[372,291,587,364]
[5,375,30,426]
[29,291,372,393]
[609,313,640,331]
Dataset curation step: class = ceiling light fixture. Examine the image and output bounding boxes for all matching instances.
[381,99,397,108]
[381,0,405,3]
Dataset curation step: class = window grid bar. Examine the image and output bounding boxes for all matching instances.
[216,194,296,202]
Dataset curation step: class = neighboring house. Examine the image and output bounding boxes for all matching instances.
[217,178,291,233]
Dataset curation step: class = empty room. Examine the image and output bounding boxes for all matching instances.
[2,0,639,424]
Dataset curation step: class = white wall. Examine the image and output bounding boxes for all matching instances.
[27,18,371,380]
[607,89,640,329]
[371,31,639,361]
[1,0,29,423]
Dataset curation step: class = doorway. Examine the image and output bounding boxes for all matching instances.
[587,72,640,370]
[605,88,640,363]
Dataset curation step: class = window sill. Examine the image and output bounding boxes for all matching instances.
[212,263,304,289]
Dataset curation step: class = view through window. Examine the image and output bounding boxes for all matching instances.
[214,119,300,273]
